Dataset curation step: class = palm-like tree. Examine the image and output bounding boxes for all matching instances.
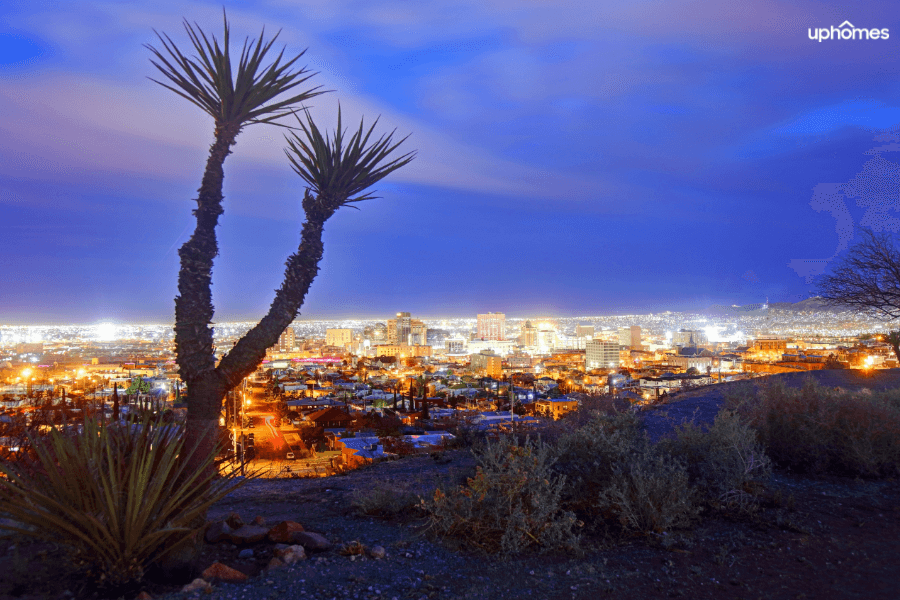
[147,14,414,474]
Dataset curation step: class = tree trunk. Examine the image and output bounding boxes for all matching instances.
[176,126,238,476]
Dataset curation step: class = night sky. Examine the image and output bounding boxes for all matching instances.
[2,1,899,324]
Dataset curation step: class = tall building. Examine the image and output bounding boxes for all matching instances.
[445,338,467,354]
[672,329,708,348]
[519,321,538,347]
[470,350,502,378]
[476,312,506,341]
[326,328,353,348]
[387,312,412,345]
[277,327,296,353]
[618,326,642,350]
[585,340,620,370]
[409,320,428,345]
[576,325,595,339]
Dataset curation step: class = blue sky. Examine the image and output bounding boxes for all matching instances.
[1,1,900,324]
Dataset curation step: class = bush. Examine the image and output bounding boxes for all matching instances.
[727,379,900,477]
[0,416,245,590]
[596,448,696,534]
[554,412,697,534]
[660,410,771,512]
[351,481,420,518]
[424,435,579,556]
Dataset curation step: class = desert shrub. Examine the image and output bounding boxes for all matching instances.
[659,410,771,511]
[726,379,900,477]
[424,435,579,556]
[0,416,245,590]
[554,412,697,534]
[351,481,420,518]
[596,448,697,534]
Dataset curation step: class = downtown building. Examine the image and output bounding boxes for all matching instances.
[476,312,506,341]
[585,340,620,370]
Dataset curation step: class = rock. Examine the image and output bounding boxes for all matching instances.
[229,525,269,545]
[251,515,266,527]
[204,521,233,544]
[274,544,307,564]
[291,531,331,552]
[202,562,248,583]
[369,545,386,559]
[237,549,254,559]
[134,592,153,600]
[281,545,307,565]
[267,557,285,570]
[267,520,305,543]
[225,512,244,529]
[181,579,212,593]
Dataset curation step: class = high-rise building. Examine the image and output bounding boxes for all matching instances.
[387,312,427,345]
[618,326,642,350]
[470,350,502,378]
[585,340,620,370]
[387,312,411,344]
[409,320,428,345]
[576,325,595,339]
[476,312,506,341]
[326,328,353,348]
[445,338,467,354]
[519,321,538,347]
[671,329,708,348]
[277,327,296,353]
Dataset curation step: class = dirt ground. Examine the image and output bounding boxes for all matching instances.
[1,369,899,600]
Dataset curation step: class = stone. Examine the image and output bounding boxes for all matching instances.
[267,520,305,543]
[204,521,233,544]
[290,531,331,552]
[202,562,248,583]
[225,512,244,529]
[267,557,285,570]
[251,515,266,527]
[281,545,307,565]
[237,549,254,559]
[229,525,269,545]
[274,544,307,564]
[181,579,212,593]
[369,545,386,559]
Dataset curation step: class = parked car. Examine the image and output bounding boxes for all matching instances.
[286,451,295,460]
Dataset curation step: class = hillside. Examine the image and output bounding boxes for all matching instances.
[1,370,899,600]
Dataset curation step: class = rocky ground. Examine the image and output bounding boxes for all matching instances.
[1,369,899,600]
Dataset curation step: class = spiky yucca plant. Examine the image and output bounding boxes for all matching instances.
[147,13,413,477]
[0,417,245,588]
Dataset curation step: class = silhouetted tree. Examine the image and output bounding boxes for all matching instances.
[819,229,900,362]
[146,13,414,474]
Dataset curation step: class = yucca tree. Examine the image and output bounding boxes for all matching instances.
[148,14,413,475]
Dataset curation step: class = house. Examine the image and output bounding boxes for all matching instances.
[534,397,578,420]
[306,406,354,428]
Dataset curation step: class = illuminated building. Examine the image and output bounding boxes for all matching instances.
[585,340,620,370]
[575,325,594,339]
[373,344,432,358]
[618,326,642,350]
[520,321,538,347]
[476,312,506,341]
[671,329,708,348]
[470,350,502,378]
[387,312,427,345]
[277,327,295,352]
[325,328,353,348]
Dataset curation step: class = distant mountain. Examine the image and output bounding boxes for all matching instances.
[703,297,849,316]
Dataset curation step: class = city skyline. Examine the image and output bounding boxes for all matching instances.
[2,2,900,323]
